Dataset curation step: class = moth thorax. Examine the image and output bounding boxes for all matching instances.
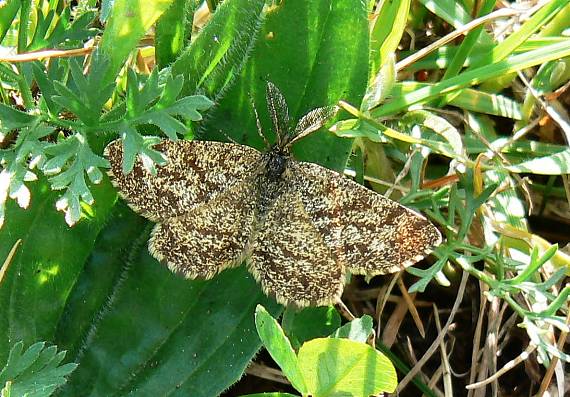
[265,150,289,182]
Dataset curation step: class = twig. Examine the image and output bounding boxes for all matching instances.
[466,344,536,390]
[396,8,522,72]
[246,362,290,385]
[0,45,95,63]
[396,270,469,393]
[467,283,487,397]
[537,310,570,396]
[433,303,453,396]
[0,239,21,285]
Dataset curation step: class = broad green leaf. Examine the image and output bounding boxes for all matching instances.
[100,0,176,83]
[203,0,369,172]
[298,338,397,396]
[0,177,116,365]
[54,205,281,396]
[171,0,266,97]
[282,306,341,350]
[255,305,308,395]
[330,315,374,343]
[155,0,197,68]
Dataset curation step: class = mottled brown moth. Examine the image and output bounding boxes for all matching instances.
[105,82,441,307]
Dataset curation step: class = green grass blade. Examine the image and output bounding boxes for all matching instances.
[374,40,570,117]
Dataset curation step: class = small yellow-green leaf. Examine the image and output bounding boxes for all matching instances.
[370,0,411,74]
[298,338,397,397]
[255,305,308,395]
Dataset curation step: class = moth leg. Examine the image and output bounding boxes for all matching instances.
[149,182,256,279]
[248,190,345,307]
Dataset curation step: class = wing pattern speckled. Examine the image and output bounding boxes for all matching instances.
[105,82,442,307]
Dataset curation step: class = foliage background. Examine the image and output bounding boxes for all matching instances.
[0,0,569,396]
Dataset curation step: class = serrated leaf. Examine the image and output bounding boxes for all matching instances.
[0,341,76,397]
[41,134,109,225]
[330,315,374,343]
[0,105,38,131]
[298,338,397,396]
[156,74,184,108]
[0,123,55,228]
[138,69,162,110]
[119,128,166,174]
[255,305,308,395]
[145,113,187,140]
[166,95,214,119]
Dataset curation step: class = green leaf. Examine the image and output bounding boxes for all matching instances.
[255,305,308,395]
[0,124,54,228]
[171,0,266,97]
[0,0,20,43]
[370,0,411,74]
[0,341,76,397]
[241,392,299,397]
[56,208,280,396]
[116,70,213,164]
[52,58,114,127]
[118,127,166,174]
[467,0,569,71]
[374,40,570,117]
[402,110,464,155]
[203,0,369,172]
[26,8,97,52]
[155,0,196,68]
[42,134,110,226]
[282,306,341,350]
[0,104,37,131]
[330,315,374,343]
[0,176,116,365]
[298,338,397,396]
[507,148,570,175]
[362,55,396,111]
[100,0,176,83]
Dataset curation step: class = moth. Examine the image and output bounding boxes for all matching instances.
[105,82,442,307]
